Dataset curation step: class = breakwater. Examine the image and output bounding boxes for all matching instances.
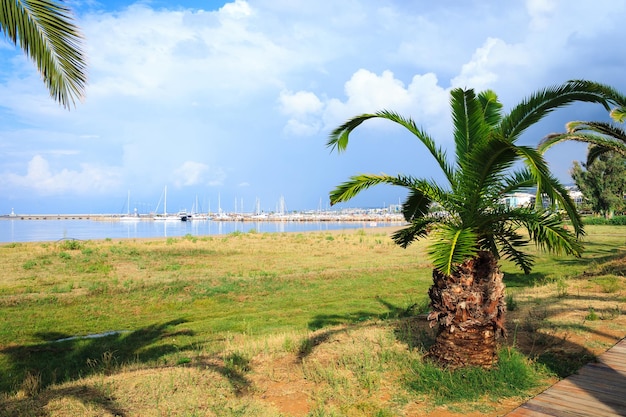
[2,212,405,223]
[2,214,107,221]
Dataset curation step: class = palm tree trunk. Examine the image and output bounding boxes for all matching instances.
[426,251,506,369]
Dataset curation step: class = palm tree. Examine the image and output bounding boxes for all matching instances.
[539,120,626,167]
[1,0,87,108]
[327,80,625,369]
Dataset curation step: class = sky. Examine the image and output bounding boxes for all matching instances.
[1,0,625,215]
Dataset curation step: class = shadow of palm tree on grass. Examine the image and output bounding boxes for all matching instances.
[0,384,129,417]
[300,297,434,359]
[0,318,192,396]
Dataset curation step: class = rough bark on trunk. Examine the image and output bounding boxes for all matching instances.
[426,251,506,369]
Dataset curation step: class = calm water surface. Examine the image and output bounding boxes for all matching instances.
[0,219,399,243]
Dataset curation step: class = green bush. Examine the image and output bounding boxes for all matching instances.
[582,216,609,225]
[582,215,626,225]
[609,215,626,225]
[58,239,83,250]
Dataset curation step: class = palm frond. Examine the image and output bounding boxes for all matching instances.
[451,88,491,170]
[586,144,610,167]
[378,110,455,184]
[494,230,534,274]
[1,0,87,108]
[428,225,479,275]
[401,189,432,222]
[513,144,557,210]
[610,107,626,123]
[499,169,536,196]
[329,173,405,205]
[500,80,618,143]
[521,152,584,238]
[570,80,626,108]
[326,113,379,152]
[567,120,626,138]
[478,89,503,127]
[539,123,626,158]
[546,174,585,237]
[327,110,455,185]
[391,218,434,248]
[524,211,584,257]
[458,136,518,216]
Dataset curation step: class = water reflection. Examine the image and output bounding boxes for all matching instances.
[0,219,401,243]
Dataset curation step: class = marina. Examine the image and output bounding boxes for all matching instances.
[0,214,405,243]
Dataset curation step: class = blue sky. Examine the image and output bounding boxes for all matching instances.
[1,0,625,215]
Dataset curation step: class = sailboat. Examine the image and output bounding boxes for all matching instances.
[153,186,182,221]
[214,192,231,220]
[120,191,140,221]
[190,195,210,221]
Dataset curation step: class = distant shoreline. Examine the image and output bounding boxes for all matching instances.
[1,213,405,223]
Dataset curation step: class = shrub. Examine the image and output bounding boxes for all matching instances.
[582,216,609,225]
[58,239,83,250]
[609,215,626,225]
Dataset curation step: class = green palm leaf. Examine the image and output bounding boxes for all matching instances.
[327,113,379,153]
[494,229,534,274]
[499,169,536,196]
[428,225,479,275]
[1,0,87,108]
[478,89,503,127]
[401,189,431,222]
[539,121,626,166]
[327,110,454,184]
[500,80,616,142]
[523,211,584,257]
[452,88,490,169]
[391,218,434,248]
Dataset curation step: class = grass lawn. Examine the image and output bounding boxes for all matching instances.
[0,225,625,416]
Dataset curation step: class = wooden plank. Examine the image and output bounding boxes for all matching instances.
[525,391,620,416]
[538,390,623,414]
[506,405,558,417]
[505,338,626,417]
[518,398,595,417]
[586,358,626,372]
[563,369,625,386]
[597,358,626,372]
[561,375,626,397]
[555,379,626,406]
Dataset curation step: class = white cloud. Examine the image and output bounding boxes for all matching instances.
[4,155,122,195]
[219,0,253,19]
[279,90,324,136]
[526,0,557,30]
[173,161,209,187]
[279,90,323,117]
[451,38,504,90]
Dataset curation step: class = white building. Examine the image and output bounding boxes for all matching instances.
[502,192,535,208]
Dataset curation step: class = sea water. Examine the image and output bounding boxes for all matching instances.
[0,219,399,243]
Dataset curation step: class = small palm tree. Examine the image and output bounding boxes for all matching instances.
[1,0,87,108]
[327,80,624,369]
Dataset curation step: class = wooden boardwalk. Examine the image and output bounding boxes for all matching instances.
[506,338,626,416]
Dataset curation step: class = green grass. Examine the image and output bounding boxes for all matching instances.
[0,225,624,416]
[406,348,545,405]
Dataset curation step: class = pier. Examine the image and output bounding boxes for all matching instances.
[1,212,406,223]
[2,214,115,221]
